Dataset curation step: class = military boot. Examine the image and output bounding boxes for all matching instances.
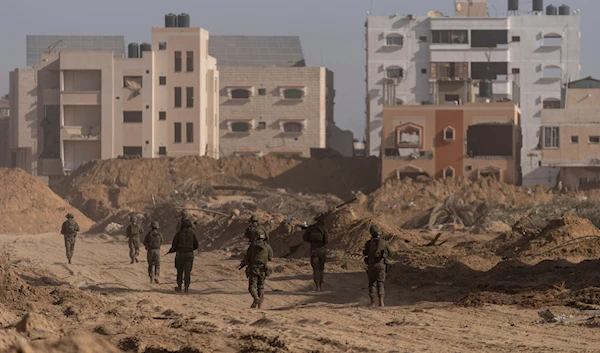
[149,275,154,284]
[154,277,160,284]
[175,285,182,292]
[135,257,139,263]
[378,296,385,307]
[68,258,72,265]
[370,296,377,307]
[184,286,189,294]
[251,297,260,309]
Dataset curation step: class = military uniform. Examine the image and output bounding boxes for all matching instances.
[143,222,163,284]
[60,213,80,264]
[363,225,392,307]
[241,236,273,309]
[245,218,269,244]
[126,216,143,264]
[168,219,199,293]
[303,213,328,291]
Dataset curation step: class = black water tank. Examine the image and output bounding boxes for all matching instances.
[479,80,493,98]
[177,13,190,27]
[546,4,558,15]
[128,43,139,58]
[508,0,519,11]
[533,0,544,12]
[140,43,152,53]
[165,13,177,27]
[559,4,570,15]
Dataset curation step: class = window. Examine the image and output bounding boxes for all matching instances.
[123,76,142,88]
[123,111,142,123]
[231,122,250,132]
[186,51,194,72]
[512,36,521,42]
[443,166,455,179]
[471,30,508,48]
[231,89,251,99]
[471,62,508,80]
[385,35,403,46]
[283,89,304,99]
[258,88,267,96]
[186,122,193,143]
[386,68,403,79]
[159,42,167,50]
[580,177,600,186]
[158,146,167,155]
[174,87,182,107]
[421,68,427,74]
[283,122,303,133]
[159,76,166,85]
[590,136,600,144]
[123,146,142,157]
[174,122,182,143]
[512,68,520,74]
[543,66,561,79]
[444,126,455,141]
[396,125,421,147]
[543,126,560,148]
[257,121,267,129]
[431,30,468,44]
[159,111,166,121]
[571,136,579,144]
[543,98,561,109]
[419,36,427,42]
[543,34,563,47]
[465,165,473,171]
[174,51,182,72]
[445,95,459,103]
[186,87,194,108]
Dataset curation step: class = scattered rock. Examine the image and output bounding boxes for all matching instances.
[15,312,57,340]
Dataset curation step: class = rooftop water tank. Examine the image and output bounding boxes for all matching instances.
[165,13,177,27]
[508,0,519,11]
[128,43,139,59]
[140,43,152,53]
[559,4,570,15]
[479,80,493,98]
[177,13,190,27]
[546,4,558,15]
[533,0,544,12]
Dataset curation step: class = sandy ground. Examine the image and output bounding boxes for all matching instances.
[1,233,599,352]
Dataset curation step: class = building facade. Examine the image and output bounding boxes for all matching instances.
[381,102,521,184]
[10,21,219,177]
[541,77,600,188]
[366,0,580,186]
[0,97,10,167]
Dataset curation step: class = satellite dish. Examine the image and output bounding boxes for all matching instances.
[427,10,444,17]
[456,3,462,11]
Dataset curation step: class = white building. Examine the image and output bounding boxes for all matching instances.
[366,0,580,186]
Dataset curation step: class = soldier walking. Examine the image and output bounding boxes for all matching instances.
[60,213,80,265]
[143,221,163,284]
[239,232,273,309]
[167,219,199,293]
[126,214,143,264]
[302,213,328,291]
[363,225,392,307]
[245,215,269,244]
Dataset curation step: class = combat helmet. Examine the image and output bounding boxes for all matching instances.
[151,221,160,229]
[66,213,74,219]
[250,215,259,223]
[314,212,326,222]
[369,224,382,236]
[181,218,192,229]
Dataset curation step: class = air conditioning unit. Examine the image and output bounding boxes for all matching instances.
[406,14,415,20]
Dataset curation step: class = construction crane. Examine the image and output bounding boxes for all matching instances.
[45,40,62,54]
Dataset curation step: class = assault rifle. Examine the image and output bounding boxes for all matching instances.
[237,261,248,271]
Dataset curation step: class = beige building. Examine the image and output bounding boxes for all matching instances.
[541,77,600,188]
[381,102,521,184]
[217,67,334,157]
[10,18,219,178]
[0,97,10,167]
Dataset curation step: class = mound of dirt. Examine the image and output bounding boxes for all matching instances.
[0,168,92,234]
[0,254,50,309]
[53,155,378,221]
[3,334,122,353]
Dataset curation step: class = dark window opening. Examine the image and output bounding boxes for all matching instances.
[430,62,469,79]
[465,165,473,171]
[421,68,427,74]
[471,62,508,80]
[158,146,167,155]
[419,36,428,42]
[467,124,513,156]
[231,122,250,132]
[512,68,520,74]
[571,136,579,144]
[444,167,454,178]
[231,89,250,99]
[174,51,182,72]
[543,99,561,109]
[445,95,460,103]
[186,51,194,72]
[159,42,167,50]
[511,36,520,42]
[174,87,182,107]
[123,146,142,157]
[283,89,304,99]
[159,111,166,121]
[186,122,193,143]
[123,76,142,88]
[386,68,403,79]
[283,122,303,133]
[590,136,600,144]
[159,76,166,85]
[431,30,468,44]
[471,30,508,48]
[444,127,455,141]
[258,88,267,96]
[385,35,403,46]
[186,87,194,108]
[257,121,267,129]
[174,122,182,143]
[123,111,142,123]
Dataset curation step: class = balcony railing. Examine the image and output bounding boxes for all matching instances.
[384,149,433,160]
[61,126,101,140]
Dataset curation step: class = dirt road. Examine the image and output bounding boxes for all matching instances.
[1,233,599,352]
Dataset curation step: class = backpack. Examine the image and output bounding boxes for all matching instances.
[147,230,162,249]
[368,238,384,259]
[250,242,270,264]
[307,225,325,243]
[128,223,140,237]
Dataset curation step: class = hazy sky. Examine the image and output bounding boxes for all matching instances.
[0,0,595,139]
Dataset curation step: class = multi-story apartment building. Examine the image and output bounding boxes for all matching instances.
[541,77,600,188]
[381,101,521,184]
[366,0,580,186]
[0,97,10,167]
[10,14,219,178]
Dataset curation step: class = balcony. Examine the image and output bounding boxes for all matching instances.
[60,126,101,140]
[61,91,101,105]
[384,149,433,160]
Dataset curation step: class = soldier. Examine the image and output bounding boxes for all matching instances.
[363,224,392,307]
[239,232,273,309]
[143,221,163,284]
[302,213,329,291]
[244,215,269,244]
[167,218,199,293]
[126,214,143,264]
[176,211,196,232]
[60,213,80,265]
